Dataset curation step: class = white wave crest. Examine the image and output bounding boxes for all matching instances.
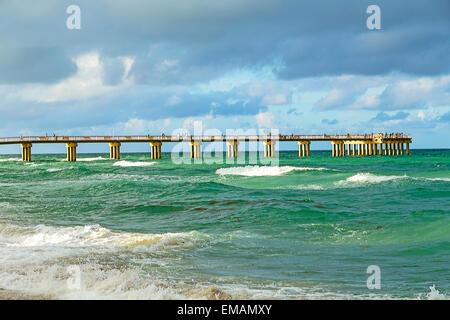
[0,263,188,300]
[338,173,407,185]
[46,168,63,172]
[77,157,108,162]
[0,223,203,250]
[425,285,447,300]
[424,177,450,182]
[0,158,21,162]
[113,161,156,167]
[216,165,325,177]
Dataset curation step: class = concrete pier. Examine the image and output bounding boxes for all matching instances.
[109,142,121,160]
[21,143,32,162]
[150,142,162,160]
[0,133,411,161]
[263,141,275,157]
[227,141,239,158]
[66,142,77,162]
[328,136,411,158]
[190,141,201,159]
[297,141,310,157]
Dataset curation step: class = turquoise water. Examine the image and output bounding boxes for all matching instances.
[0,150,449,299]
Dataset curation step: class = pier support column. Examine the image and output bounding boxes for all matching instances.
[21,143,32,162]
[227,141,239,158]
[109,142,121,160]
[397,143,401,155]
[66,143,78,162]
[406,143,410,155]
[263,141,275,157]
[190,141,201,159]
[298,141,310,157]
[331,142,335,157]
[352,144,356,156]
[400,143,404,155]
[379,143,382,156]
[150,142,162,160]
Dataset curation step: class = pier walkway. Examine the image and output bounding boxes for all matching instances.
[0,134,412,162]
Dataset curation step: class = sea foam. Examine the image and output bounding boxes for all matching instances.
[0,158,21,162]
[113,161,156,167]
[338,173,407,185]
[0,222,211,299]
[216,165,325,177]
[77,157,108,162]
[0,223,201,250]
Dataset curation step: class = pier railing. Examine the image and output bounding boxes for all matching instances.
[0,133,412,144]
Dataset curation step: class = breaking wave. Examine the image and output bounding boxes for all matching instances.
[0,158,21,162]
[113,161,156,167]
[422,285,447,300]
[336,173,407,185]
[424,177,450,182]
[77,157,108,162]
[216,165,326,177]
[0,223,203,250]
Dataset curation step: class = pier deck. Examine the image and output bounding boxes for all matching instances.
[0,134,412,161]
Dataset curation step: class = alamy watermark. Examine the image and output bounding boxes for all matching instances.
[366,265,381,290]
[168,121,280,166]
[66,4,380,31]
[366,5,381,30]
[66,5,81,30]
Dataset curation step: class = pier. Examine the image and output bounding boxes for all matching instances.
[0,134,412,162]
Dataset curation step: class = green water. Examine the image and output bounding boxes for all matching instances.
[0,150,449,299]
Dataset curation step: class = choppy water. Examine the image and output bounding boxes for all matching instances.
[0,150,448,299]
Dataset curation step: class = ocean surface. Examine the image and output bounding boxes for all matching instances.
[0,149,448,299]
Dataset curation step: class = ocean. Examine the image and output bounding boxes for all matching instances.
[0,149,448,299]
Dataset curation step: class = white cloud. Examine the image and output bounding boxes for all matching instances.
[12,52,134,103]
[124,118,149,132]
[262,93,288,105]
[255,112,274,128]
[315,89,346,109]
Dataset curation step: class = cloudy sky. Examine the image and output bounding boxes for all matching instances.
[0,0,449,153]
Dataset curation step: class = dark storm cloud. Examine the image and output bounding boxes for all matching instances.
[1,0,449,84]
[0,47,76,84]
[0,87,266,131]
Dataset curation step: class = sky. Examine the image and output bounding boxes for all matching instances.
[0,0,449,154]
